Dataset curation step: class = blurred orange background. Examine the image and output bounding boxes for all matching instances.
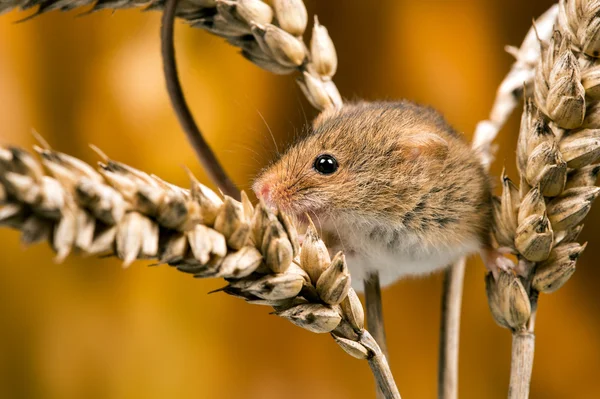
[1,0,599,398]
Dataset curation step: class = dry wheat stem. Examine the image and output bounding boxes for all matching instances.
[438,258,465,399]
[0,0,342,111]
[160,0,239,199]
[487,1,600,398]
[438,7,559,399]
[0,144,401,398]
[365,272,389,399]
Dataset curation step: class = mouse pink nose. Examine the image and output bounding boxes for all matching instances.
[257,182,271,202]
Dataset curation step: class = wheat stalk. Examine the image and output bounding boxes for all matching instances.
[488,1,600,398]
[437,6,560,399]
[0,144,401,398]
[1,0,341,111]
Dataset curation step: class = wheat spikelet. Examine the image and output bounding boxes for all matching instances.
[487,1,600,397]
[0,0,341,111]
[0,144,400,398]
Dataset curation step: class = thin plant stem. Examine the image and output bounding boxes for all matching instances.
[361,330,401,399]
[438,258,466,399]
[438,7,558,395]
[365,272,389,399]
[508,290,538,399]
[161,0,240,200]
[508,331,535,399]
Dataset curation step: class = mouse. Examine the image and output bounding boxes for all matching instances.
[253,100,500,289]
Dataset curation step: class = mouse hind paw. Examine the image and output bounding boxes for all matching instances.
[481,247,516,280]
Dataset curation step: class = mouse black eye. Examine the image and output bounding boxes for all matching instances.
[313,154,338,175]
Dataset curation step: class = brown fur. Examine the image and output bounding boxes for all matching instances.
[254,100,493,256]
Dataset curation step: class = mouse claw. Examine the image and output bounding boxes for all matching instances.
[482,248,515,280]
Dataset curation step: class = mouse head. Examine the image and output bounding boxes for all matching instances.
[252,101,451,226]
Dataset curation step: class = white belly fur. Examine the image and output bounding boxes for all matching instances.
[328,223,481,291]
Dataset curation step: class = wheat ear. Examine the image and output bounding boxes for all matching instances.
[0,144,401,398]
[2,0,341,111]
[438,6,560,399]
[488,1,600,398]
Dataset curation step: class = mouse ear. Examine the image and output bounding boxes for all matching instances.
[399,132,449,162]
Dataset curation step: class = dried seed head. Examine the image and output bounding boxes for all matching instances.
[0,203,27,228]
[260,216,287,254]
[2,147,44,182]
[499,174,520,235]
[36,177,66,219]
[518,185,546,224]
[214,195,245,244]
[218,246,263,278]
[189,177,223,226]
[485,273,510,329]
[37,146,103,183]
[0,183,6,204]
[310,16,337,78]
[300,217,331,284]
[156,191,190,230]
[276,303,341,333]
[218,0,273,26]
[266,237,293,273]
[246,272,304,300]
[53,209,77,263]
[251,202,271,246]
[339,288,365,331]
[187,224,214,264]
[497,271,531,331]
[565,164,600,189]
[195,13,251,36]
[545,50,586,129]
[558,128,600,169]
[578,4,600,56]
[583,101,600,129]
[492,196,515,248]
[547,186,600,231]
[272,0,308,36]
[76,179,125,225]
[241,48,297,75]
[87,225,117,255]
[323,79,343,109]
[139,214,159,258]
[297,72,333,110]
[554,224,584,246]
[316,252,351,305]
[582,65,600,99]
[3,172,41,205]
[332,334,369,360]
[515,214,554,262]
[228,222,252,250]
[525,141,567,197]
[240,191,254,221]
[257,24,306,67]
[159,232,189,264]
[532,242,586,293]
[277,210,299,257]
[21,215,52,246]
[74,208,95,252]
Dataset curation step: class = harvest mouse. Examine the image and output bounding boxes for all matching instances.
[253,101,502,289]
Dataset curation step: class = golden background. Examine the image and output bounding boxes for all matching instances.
[1,0,598,398]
